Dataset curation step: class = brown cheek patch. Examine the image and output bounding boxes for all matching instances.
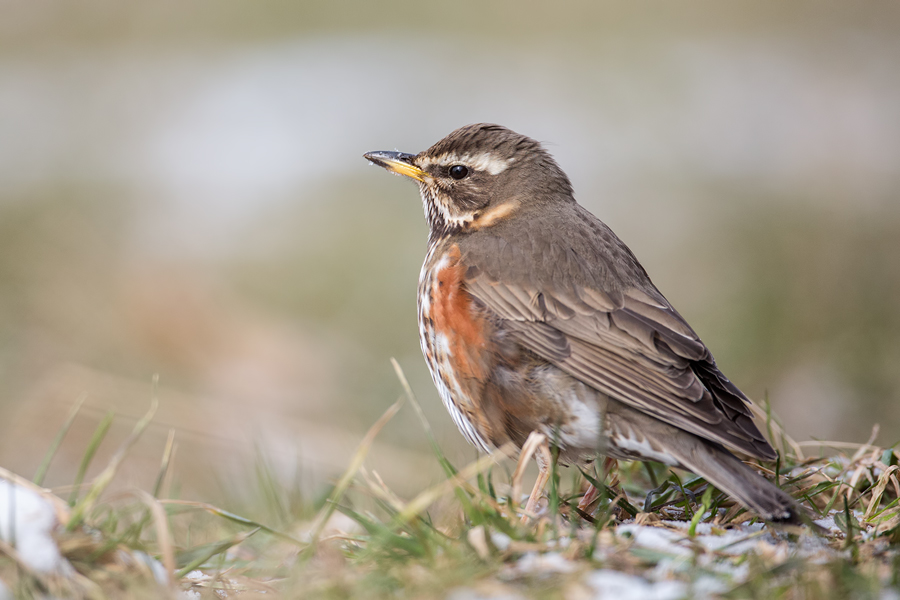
[431,245,489,384]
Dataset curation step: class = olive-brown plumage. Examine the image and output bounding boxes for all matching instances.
[365,123,802,523]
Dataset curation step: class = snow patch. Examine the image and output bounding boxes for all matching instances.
[0,479,72,575]
[585,569,686,600]
[514,551,578,575]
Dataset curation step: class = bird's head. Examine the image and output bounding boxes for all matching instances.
[364,123,573,241]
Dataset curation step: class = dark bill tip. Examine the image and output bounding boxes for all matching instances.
[363,150,417,166]
[363,151,426,182]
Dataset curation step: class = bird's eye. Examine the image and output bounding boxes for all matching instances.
[449,165,469,180]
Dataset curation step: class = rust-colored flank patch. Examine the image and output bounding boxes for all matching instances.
[430,245,488,383]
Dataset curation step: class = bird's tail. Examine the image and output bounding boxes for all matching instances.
[667,436,805,525]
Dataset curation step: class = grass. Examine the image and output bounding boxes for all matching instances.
[1,363,899,599]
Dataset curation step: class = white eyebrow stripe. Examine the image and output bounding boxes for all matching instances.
[420,152,514,175]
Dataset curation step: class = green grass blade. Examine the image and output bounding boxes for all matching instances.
[688,486,713,536]
[152,428,176,498]
[391,358,458,479]
[579,468,639,517]
[175,528,260,580]
[68,410,115,506]
[391,358,482,520]
[66,399,158,531]
[301,396,404,560]
[161,499,304,546]
[33,393,86,486]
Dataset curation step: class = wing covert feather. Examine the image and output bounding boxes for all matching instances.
[461,263,774,459]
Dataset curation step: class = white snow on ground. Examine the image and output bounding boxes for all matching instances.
[0,479,73,576]
[490,531,512,552]
[814,515,843,535]
[585,569,685,600]
[614,518,837,563]
[613,523,694,557]
[514,552,579,575]
[446,589,526,600]
[584,516,864,598]
[130,550,170,586]
[491,518,860,599]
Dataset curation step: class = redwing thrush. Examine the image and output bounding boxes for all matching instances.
[364,123,802,524]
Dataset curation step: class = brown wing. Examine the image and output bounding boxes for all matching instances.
[457,216,776,460]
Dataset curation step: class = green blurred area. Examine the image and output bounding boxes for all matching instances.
[7,1,898,48]
[0,1,898,500]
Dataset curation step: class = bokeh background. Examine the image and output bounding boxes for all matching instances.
[1,1,898,503]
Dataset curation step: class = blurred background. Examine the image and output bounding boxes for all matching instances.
[1,1,898,504]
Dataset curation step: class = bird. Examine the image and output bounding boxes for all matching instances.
[363,123,803,524]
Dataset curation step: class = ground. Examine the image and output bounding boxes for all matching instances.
[1,372,899,600]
